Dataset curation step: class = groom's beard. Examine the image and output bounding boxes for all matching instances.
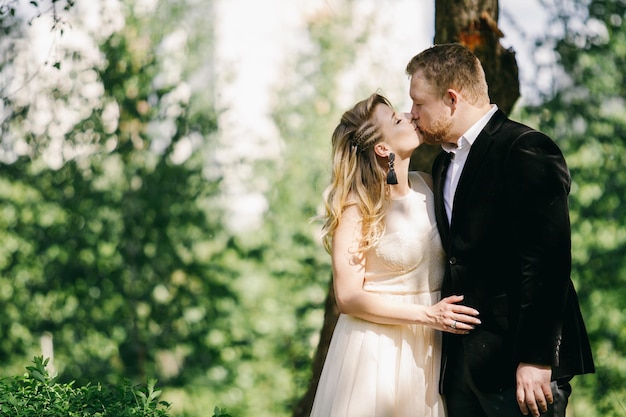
[419,115,454,144]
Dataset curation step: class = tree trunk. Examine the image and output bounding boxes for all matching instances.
[434,0,519,114]
[293,2,520,415]
[411,0,520,173]
[292,278,339,417]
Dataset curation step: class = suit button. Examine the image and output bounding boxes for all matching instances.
[449,257,457,265]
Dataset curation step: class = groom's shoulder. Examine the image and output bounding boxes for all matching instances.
[491,112,548,143]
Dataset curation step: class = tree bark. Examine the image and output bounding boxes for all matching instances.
[411,0,519,173]
[294,2,520,416]
[434,0,519,114]
[292,278,339,417]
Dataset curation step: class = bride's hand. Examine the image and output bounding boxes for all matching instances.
[429,295,481,334]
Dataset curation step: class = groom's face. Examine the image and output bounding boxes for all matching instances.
[408,71,454,145]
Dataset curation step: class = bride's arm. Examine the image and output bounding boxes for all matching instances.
[332,205,480,331]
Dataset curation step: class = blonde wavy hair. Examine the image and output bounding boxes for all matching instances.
[321,93,393,254]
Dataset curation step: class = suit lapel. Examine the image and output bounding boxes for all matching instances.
[452,134,492,210]
[451,110,506,217]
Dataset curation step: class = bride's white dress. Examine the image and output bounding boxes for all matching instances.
[310,172,446,417]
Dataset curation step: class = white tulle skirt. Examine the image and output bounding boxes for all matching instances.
[309,292,444,417]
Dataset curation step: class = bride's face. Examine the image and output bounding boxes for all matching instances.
[373,104,421,158]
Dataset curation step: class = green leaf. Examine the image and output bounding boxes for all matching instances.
[213,406,232,417]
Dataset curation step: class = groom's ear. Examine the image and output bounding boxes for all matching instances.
[447,89,460,107]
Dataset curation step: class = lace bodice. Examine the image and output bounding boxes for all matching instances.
[363,172,445,294]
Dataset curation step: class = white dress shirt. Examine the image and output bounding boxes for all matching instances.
[442,105,498,224]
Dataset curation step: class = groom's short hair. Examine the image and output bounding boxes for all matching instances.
[406,43,490,106]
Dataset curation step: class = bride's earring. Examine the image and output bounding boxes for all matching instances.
[386,153,398,185]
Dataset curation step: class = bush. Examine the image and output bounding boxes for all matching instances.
[212,407,232,417]
[0,356,171,416]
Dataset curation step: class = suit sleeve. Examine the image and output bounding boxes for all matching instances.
[504,131,572,367]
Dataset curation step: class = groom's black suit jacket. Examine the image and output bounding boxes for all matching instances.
[433,109,595,393]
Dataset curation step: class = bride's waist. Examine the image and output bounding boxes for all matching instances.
[363,272,441,295]
[362,283,441,295]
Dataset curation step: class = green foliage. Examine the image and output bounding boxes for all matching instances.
[0,356,170,416]
[518,0,626,415]
[211,407,232,417]
[0,0,234,392]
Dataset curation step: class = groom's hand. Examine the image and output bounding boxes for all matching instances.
[516,363,553,417]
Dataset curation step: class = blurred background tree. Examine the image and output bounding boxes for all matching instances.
[0,0,237,386]
[1,0,625,417]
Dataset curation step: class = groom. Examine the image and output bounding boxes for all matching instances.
[405,43,595,417]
